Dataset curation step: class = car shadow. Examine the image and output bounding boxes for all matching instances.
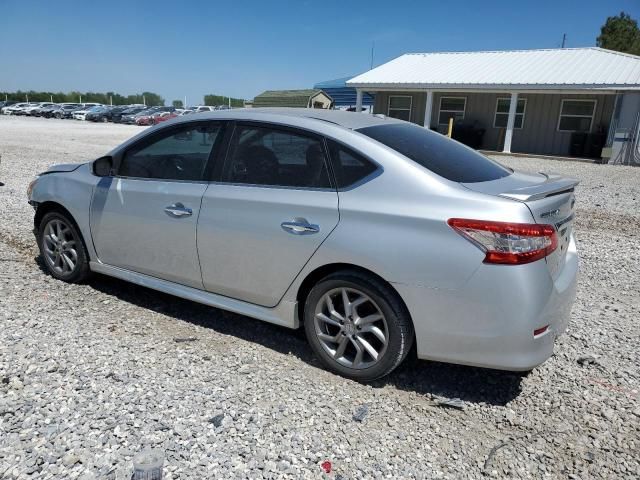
[40,259,522,407]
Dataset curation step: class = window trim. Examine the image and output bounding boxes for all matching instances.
[387,95,412,121]
[438,96,466,125]
[115,120,226,183]
[557,99,597,133]
[493,97,527,129]
[219,121,336,191]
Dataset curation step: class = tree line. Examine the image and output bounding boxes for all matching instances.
[1,90,165,106]
[203,94,245,108]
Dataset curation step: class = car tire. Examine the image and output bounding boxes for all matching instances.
[304,270,414,382]
[37,211,91,283]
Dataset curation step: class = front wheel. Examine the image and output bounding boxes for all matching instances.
[38,211,91,283]
[304,271,414,382]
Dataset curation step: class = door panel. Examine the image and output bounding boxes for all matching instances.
[91,178,207,288]
[197,184,339,306]
[90,121,224,289]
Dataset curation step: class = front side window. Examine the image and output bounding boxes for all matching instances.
[494,98,527,129]
[558,100,596,132]
[387,96,412,121]
[119,123,222,181]
[438,97,466,125]
[357,122,511,183]
[223,125,332,188]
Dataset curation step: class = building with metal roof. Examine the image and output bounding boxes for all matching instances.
[347,47,640,160]
[313,77,374,109]
[253,89,333,109]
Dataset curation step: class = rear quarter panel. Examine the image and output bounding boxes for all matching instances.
[282,143,537,299]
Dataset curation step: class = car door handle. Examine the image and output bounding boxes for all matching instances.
[164,203,192,218]
[281,219,320,235]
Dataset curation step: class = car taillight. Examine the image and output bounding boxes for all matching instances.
[447,218,558,265]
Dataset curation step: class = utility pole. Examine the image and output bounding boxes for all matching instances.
[561,33,566,48]
[50,94,53,102]
[143,95,146,106]
[370,41,375,70]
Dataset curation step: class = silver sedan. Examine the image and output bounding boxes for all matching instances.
[27,108,578,381]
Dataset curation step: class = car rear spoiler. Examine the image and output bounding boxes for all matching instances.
[498,175,580,202]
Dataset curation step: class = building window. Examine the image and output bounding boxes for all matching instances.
[438,97,466,125]
[494,98,527,129]
[387,96,412,121]
[558,99,596,132]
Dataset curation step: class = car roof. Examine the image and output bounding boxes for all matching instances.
[178,108,405,130]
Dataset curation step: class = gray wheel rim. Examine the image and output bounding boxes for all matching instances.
[42,219,78,276]
[314,287,389,370]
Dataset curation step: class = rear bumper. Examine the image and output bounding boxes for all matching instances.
[395,235,578,371]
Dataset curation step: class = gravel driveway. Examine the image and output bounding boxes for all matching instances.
[1,116,638,479]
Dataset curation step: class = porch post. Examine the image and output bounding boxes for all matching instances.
[423,90,433,129]
[503,92,519,153]
[355,89,363,112]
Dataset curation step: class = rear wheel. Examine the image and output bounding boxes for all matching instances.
[38,211,91,283]
[304,271,414,382]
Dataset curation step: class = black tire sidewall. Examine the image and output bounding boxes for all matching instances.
[304,273,411,382]
[38,211,90,283]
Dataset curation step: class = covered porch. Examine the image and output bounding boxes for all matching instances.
[353,88,616,158]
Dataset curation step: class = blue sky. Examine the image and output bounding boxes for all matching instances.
[1,0,638,104]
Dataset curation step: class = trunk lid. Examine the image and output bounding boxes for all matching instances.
[462,171,578,278]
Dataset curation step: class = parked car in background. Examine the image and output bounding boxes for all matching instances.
[136,110,178,126]
[191,105,216,113]
[72,105,103,121]
[122,106,174,124]
[9,103,39,115]
[85,106,128,123]
[27,109,578,381]
[0,101,18,110]
[120,108,156,125]
[55,104,84,119]
[112,106,148,124]
[28,103,57,116]
[1,102,29,115]
[153,111,179,124]
[36,104,61,117]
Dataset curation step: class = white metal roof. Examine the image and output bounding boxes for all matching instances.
[347,48,640,91]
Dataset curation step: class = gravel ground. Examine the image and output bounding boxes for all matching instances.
[0,116,638,479]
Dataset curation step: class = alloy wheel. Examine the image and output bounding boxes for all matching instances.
[42,218,78,276]
[313,287,389,369]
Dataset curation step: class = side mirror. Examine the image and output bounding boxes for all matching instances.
[93,156,114,177]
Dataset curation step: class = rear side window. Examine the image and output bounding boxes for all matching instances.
[119,123,222,181]
[222,125,332,189]
[326,140,377,188]
[357,123,511,183]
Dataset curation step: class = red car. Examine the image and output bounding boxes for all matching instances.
[135,111,177,126]
[154,111,178,124]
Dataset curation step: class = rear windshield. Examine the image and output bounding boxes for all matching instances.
[357,123,511,183]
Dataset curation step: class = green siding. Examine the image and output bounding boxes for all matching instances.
[372,91,615,156]
[253,89,325,108]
